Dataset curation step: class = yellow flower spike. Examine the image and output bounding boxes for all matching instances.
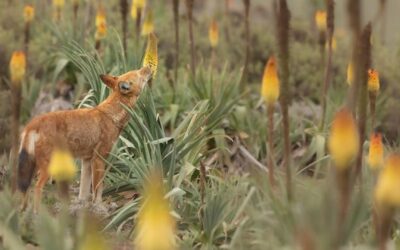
[79,215,108,250]
[134,172,176,250]
[95,22,107,41]
[53,0,65,8]
[261,56,280,104]
[368,69,380,94]
[9,51,26,84]
[375,154,400,207]
[368,132,384,170]
[141,10,154,36]
[143,33,158,77]
[328,108,360,170]
[347,61,354,86]
[131,4,138,20]
[133,0,146,10]
[95,9,106,28]
[23,5,35,23]
[209,19,219,48]
[315,10,327,32]
[48,148,76,182]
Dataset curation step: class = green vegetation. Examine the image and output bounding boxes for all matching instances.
[1,0,400,249]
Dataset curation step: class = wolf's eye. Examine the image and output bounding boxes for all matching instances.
[119,81,130,91]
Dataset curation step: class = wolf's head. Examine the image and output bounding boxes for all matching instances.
[99,66,152,98]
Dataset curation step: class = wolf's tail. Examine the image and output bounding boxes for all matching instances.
[17,148,36,193]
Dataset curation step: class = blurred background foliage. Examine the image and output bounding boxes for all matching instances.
[0,0,400,249]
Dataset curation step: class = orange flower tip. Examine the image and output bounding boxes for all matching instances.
[95,23,107,41]
[368,132,384,170]
[209,19,219,48]
[375,154,400,208]
[328,108,359,170]
[261,56,280,104]
[23,5,35,23]
[368,68,380,93]
[9,51,27,84]
[315,10,327,32]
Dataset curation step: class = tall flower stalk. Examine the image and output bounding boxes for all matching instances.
[172,0,180,83]
[185,0,195,76]
[133,0,146,45]
[120,0,129,55]
[275,0,292,200]
[95,9,107,52]
[328,108,359,236]
[23,5,34,62]
[9,51,26,192]
[134,171,176,250]
[354,23,372,180]
[72,0,79,31]
[52,0,64,22]
[241,0,250,87]
[374,154,400,250]
[208,19,219,68]
[143,32,158,87]
[368,69,380,129]
[261,56,280,187]
[319,0,334,130]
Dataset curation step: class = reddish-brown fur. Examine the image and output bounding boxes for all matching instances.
[18,67,152,212]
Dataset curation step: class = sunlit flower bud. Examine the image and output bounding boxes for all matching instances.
[23,5,35,23]
[347,61,354,86]
[95,9,106,27]
[261,56,280,104]
[375,154,400,207]
[143,33,158,77]
[53,0,65,8]
[315,10,327,32]
[134,172,176,250]
[209,19,219,48]
[9,51,26,84]
[141,10,154,36]
[131,4,138,20]
[95,22,107,41]
[368,69,380,94]
[368,132,384,170]
[133,0,146,10]
[325,37,337,51]
[328,108,359,170]
[48,148,76,182]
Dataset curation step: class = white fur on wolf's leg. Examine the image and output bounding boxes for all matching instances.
[93,181,103,204]
[78,160,91,201]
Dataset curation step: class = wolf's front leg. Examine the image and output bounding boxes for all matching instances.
[78,159,92,201]
[91,157,105,204]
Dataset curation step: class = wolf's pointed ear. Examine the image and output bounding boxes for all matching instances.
[138,66,152,82]
[100,74,117,89]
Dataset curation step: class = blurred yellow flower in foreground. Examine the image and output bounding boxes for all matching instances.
[328,108,359,170]
[23,5,35,23]
[143,33,158,77]
[209,19,219,48]
[375,154,400,207]
[368,69,380,93]
[261,56,280,104]
[9,51,26,84]
[131,4,138,20]
[79,216,108,250]
[53,0,65,8]
[368,132,384,170]
[347,61,354,86]
[134,172,176,250]
[315,10,327,32]
[48,148,76,182]
[142,10,154,36]
[133,0,146,9]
